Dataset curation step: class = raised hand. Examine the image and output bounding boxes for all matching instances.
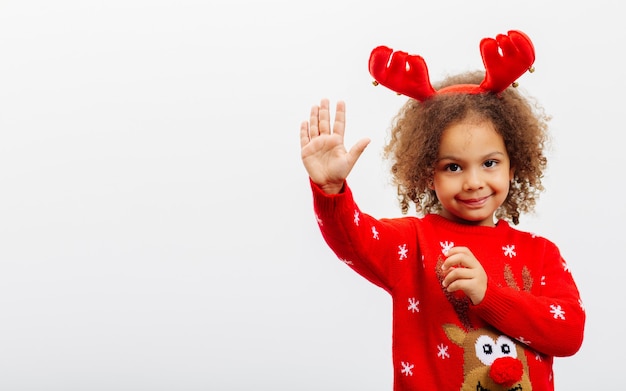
[299,99,370,194]
[441,246,488,305]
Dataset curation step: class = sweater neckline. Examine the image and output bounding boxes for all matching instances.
[424,214,510,234]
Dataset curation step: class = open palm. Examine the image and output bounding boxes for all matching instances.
[299,99,370,194]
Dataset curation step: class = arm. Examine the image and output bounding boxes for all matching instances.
[472,240,585,357]
[311,180,419,291]
[301,99,417,290]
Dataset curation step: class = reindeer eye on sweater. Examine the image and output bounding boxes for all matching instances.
[475,335,518,366]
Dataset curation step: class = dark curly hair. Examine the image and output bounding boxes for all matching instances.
[382,71,551,225]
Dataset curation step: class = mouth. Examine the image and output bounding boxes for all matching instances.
[458,194,492,208]
[476,381,523,391]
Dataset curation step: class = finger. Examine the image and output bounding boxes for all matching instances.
[332,100,346,137]
[444,279,467,294]
[318,98,331,135]
[442,268,472,288]
[445,246,470,256]
[347,137,371,165]
[441,253,463,271]
[309,104,320,137]
[450,267,474,281]
[441,247,472,269]
[300,120,310,149]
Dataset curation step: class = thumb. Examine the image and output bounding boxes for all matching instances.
[347,138,371,165]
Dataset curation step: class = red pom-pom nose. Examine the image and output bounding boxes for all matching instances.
[489,356,523,387]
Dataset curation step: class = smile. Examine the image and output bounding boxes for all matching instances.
[476,381,523,391]
[459,195,491,208]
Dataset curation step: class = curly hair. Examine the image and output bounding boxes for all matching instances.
[382,71,551,225]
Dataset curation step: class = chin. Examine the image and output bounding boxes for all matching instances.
[455,213,496,227]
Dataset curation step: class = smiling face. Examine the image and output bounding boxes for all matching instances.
[431,117,514,227]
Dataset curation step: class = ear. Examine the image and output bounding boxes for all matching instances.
[427,177,435,190]
[509,167,515,182]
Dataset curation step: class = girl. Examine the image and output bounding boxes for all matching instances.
[299,31,585,390]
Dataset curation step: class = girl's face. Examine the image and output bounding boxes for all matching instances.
[431,119,513,227]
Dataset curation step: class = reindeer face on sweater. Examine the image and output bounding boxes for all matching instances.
[443,324,532,391]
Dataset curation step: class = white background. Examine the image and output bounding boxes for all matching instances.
[0,0,621,389]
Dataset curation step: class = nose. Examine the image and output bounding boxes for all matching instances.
[490,356,523,387]
[463,168,484,191]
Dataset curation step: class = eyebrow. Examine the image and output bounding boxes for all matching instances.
[436,151,507,162]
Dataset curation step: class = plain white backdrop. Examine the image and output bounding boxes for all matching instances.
[0,0,622,389]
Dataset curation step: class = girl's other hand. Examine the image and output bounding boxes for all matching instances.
[441,246,488,305]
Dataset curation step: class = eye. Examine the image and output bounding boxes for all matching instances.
[483,159,498,168]
[445,163,461,172]
[495,335,517,358]
[474,334,518,366]
[475,335,498,366]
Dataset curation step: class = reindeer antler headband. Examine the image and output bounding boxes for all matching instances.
[368,30,535,101]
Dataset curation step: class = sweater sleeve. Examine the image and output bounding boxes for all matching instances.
[310,180,419,292]
[472,238,585,357]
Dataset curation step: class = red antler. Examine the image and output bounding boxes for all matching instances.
[368,30,535,100]
[479,30,535,93]
[368,46,436,101]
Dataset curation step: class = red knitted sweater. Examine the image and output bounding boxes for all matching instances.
[311,181,585,391]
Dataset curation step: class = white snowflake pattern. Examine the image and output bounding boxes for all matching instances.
[400,361,414,376]
[408,298,420,313]
[550,304,566,320]
[371,226,379,240]
[340,258,353,266]
[534,352,543,362]
[440,241,454,255]
[353,210,360,226]
[562,260,570,273]
[502,244,516,258]
[315,213,323,226]
[437,344,450,359]
[398,244,408,260]
[541,275,546,286]
[517,336,531,345]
